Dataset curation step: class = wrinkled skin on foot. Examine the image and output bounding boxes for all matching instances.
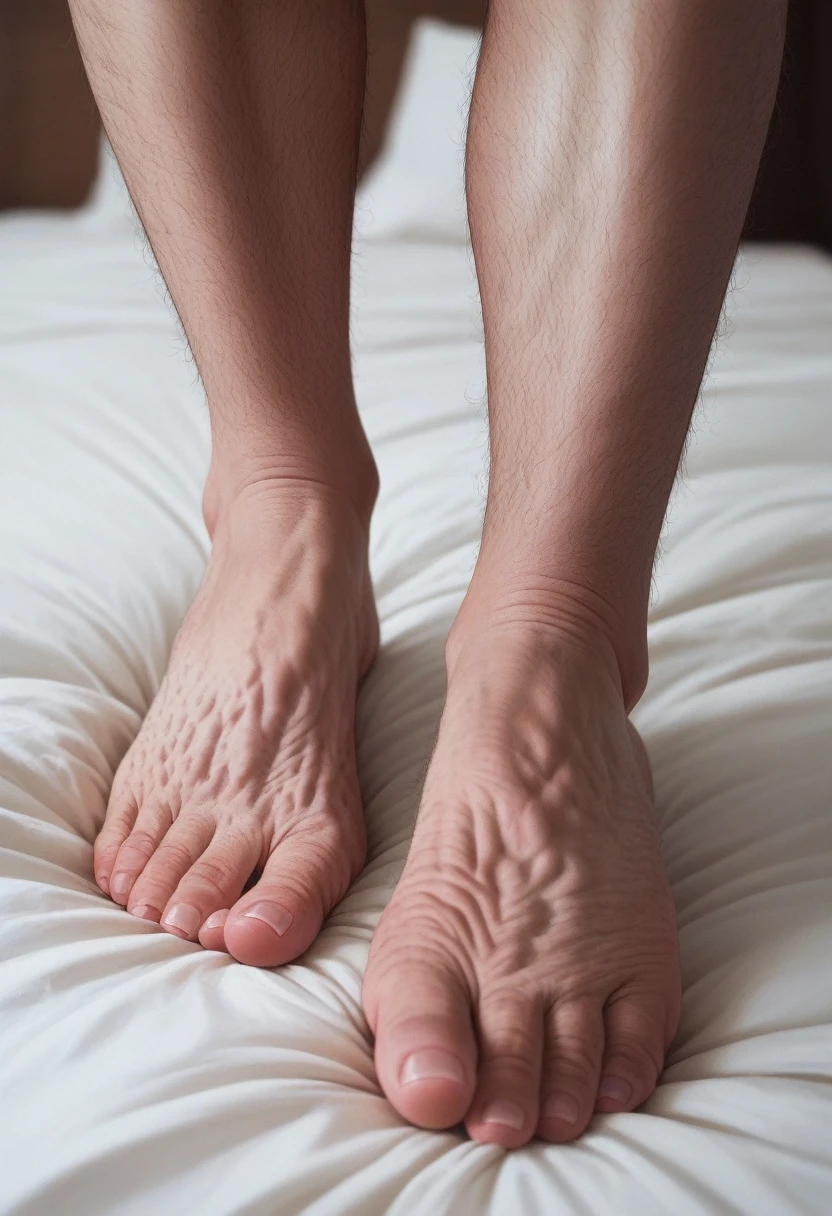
[363,618,681,1147]
[94,482,377,966]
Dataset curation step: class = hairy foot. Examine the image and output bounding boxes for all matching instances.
[94,479,378,966]
[363,606,680,1147]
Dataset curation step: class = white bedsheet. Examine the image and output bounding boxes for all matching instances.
[1,201,831,1214]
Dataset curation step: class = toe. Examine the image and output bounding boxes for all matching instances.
[198,908,230,952]
[223,828,355,968]
[464,990,543,1148]
[106,801,172,906]
[537,1000,604,1143]
[365,950,476,1131]
[595,996,666,1114]
[126,815,215,927]
[160,830,261,941]
[93,784,139,897]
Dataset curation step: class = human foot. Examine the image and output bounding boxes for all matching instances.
[363,603,680,1147]
[94,479,378,966]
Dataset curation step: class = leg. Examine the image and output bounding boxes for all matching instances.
[71,0,378,965]
[364,0,785,1143]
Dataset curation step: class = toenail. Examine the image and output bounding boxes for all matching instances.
[541,1092,579,1124]
[241,901,294,937]
[480,1099,526,1131]
[597,1076,631,1105]
[110,873,131,900]
[400,1048,466,1087]
[162,904,201,938]
[130,904,161,923]
[203,910,228,931]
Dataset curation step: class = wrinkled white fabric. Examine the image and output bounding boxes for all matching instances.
[1,166,832,1215]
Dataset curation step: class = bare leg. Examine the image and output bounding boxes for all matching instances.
[71,0,378,966]
[364,0,786,1145]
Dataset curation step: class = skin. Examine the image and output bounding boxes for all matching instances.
[69,0,785,1146]
[71,0,380,965]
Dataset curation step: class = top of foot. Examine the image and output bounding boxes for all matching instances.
[363,612,681,1147]
[94,480,378,967]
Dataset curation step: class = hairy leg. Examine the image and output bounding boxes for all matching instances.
[364,0,786,1144]
[70,0,378,965]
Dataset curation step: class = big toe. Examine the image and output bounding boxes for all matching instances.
[365,949,476,1130]
[224,829,357,967]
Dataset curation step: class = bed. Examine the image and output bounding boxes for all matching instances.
[2,14,832,1216]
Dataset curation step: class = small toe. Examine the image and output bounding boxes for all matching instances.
[366,950,476,1131]
[125,815,215,927]
[464,991,543,1148]
[93,786,140,897]
[106,801,172,906]
[198,908,230,952]
[160,830,261,941]
[537,1000,604,1143]
[223,830,352,967]
[595,996,666,1114]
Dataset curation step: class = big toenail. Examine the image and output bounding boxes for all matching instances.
[400,1048,466,1087]
[598,1076,631,1104]
[130,904,161,923]
[110,873,131,900]
[480,1099,525,1131]
[162,904,201,938]
[241,901,294,936]
[542,1092,579,1124]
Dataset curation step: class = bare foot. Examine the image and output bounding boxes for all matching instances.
[94,478,378,967]
[363,603,681,1146]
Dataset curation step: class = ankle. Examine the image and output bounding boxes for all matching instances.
[446,569,648,711]
[203,438,379,540]
[207,472,376,558]
[200,467,380,678]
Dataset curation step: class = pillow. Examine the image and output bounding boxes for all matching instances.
[356,20,481,244]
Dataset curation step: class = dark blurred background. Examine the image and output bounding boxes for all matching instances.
[1,0,830,249]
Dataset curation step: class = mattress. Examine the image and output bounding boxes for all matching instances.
[2,153,832,1216]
